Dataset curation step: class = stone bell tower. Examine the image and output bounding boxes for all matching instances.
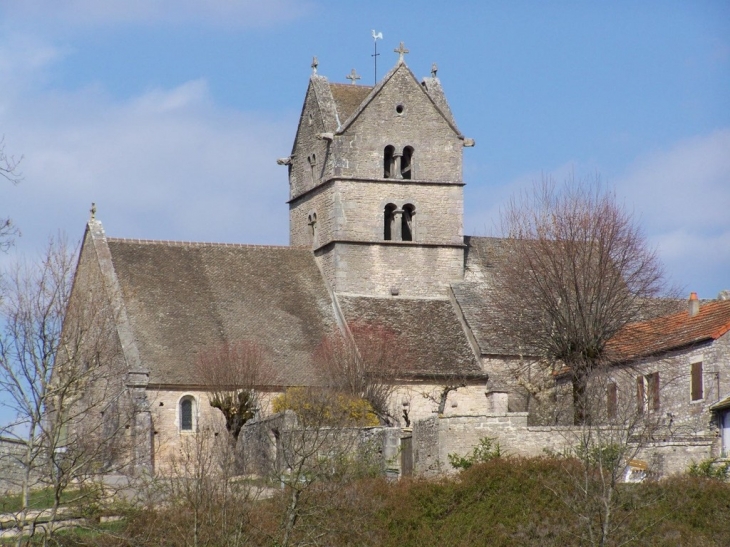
[281,44,474,299]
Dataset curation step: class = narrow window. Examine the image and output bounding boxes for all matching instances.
[308,153,317,184]
[180,397,195,431]
[383,146,395,178]
[307,212,317,246]
[636,376,645,415]
[647,373,660,412]
[384,203,397,240]
[401,146,413,179]
[691,361,703,401]
[402,203,415,241]
[607,382,617,420]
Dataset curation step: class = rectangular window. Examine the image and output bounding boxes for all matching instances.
[691,361,703,401]
[607,382,617,420]
[647,372,660,412]
[636,376,645,415]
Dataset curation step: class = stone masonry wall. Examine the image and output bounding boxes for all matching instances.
[551,335,730,440]
[318,244,464,298]
[289,81,330,200]
[291,180,464,250]
[333,66,463,183]
[412,414,717,478]
[0,437,31,495]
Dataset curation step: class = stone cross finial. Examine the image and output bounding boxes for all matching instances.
[311,56,318,74]
[394,42,409,61]
[90,202,97,220]
[346,68,361,85]
[431,63,438,77]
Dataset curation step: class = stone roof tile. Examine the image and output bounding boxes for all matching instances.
[106,239,338,387]
[328,83,372,126]
[337,295,484,378]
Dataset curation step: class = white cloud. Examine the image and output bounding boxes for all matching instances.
[1,0,311,29]
[615,130,730,297]
[1,53,296,262]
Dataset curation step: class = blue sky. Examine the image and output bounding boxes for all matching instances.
[1,0,729,299]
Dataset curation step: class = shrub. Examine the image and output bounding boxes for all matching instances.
[271,387,380,427]
[687,457,730,480]
[448,436,502,470]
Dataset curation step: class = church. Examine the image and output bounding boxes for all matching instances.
[66,45,730,473]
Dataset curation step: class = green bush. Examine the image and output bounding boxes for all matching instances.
[687,457,730,480]
[448,436,502,470]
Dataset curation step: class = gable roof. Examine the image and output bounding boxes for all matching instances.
[329,83,373,126]
[606,300,730,362]
[337,295,484,379]
[450,236,540,357]
[104,237,339,387]
[335,60,463,137]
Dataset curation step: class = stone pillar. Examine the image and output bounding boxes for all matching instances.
[393,152,403,179]
[392,210,403,241]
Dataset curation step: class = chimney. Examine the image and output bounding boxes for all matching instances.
[689,292,700,317]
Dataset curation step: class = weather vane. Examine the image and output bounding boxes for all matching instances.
[371,30,383,84]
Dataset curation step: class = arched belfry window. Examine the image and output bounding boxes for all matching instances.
[384,203,397,240]
[401,147,414,179]
[383,146,395,178]
[179,395,196,432]
[402,204,415,241]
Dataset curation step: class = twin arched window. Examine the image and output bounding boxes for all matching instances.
[384,146,414,180]
[384,203,415,241]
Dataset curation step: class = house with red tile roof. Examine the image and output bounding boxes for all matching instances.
[598,293,730,462]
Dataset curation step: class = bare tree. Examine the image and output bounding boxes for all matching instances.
[195,341,271,442]
[0,235,131,545]
[152,426,256,547]
[496,175,671,424]
[544,367,666,547]
[261,392,381,547]
[313,323,403,425]
[1,136,23,252]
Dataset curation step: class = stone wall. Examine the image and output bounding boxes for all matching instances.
[317,244,464,298]
[334,66,463,183]
[237,411,404,477]
[411,413,718,478]
[553,334,730,439]
[291,180,464,250]
[0,437,30,495]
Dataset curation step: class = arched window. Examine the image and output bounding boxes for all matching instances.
[402,203,415,241]
[401,146,414,179]
[383,146,395,178]
[384,203,397,240]
[179,396,196,432]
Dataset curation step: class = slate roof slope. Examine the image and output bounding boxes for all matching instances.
[329,83,372,126]
[337,295,484,378]
[106,239,339,387]
[450,236,537,356]
[606,300,730,363]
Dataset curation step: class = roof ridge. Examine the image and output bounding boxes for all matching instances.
[106,237,294,250]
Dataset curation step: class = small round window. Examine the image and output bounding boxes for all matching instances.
[395,104,404,114]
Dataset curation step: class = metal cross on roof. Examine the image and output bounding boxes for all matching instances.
[90,202,97,220]
[431,63,438,77]
[346,68,361,85]
[394,42,409,61]
[311,56,318,74]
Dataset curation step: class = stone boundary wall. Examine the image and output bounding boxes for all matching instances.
[237,412,403,477]
[412,414,718,478]
[0,437,28,495]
